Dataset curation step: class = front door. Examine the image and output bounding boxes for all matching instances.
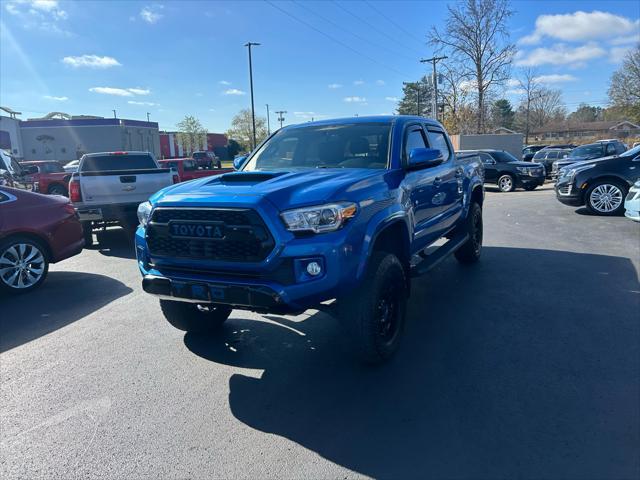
[480,152,498,183]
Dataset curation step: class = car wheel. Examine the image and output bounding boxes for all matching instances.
[585,180,627,215]
[0,237,49,294]
[454,202,482,264]
[339,252,407,364]
[497,174,516,192]
[48,185,68,196]
[160,300,232,332]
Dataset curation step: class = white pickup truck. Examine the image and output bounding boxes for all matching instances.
[70,151,176,246]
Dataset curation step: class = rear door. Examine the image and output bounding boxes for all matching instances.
[79,153,170,205]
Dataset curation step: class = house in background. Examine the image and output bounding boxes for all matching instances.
[530,120,640,143]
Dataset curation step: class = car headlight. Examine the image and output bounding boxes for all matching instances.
[281,202,357,233]
[137,201,153,226]
[516,167,531,174]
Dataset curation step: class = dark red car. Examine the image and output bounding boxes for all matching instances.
[0,187,84,294]
[158,158,232,182]
[20,161,71,196]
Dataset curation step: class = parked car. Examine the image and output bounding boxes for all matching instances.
[192,151,221,169]
[0,150,33,190]
[532,148,572,177]
[70,151,178,246]
[63,160,80,172]
[20,160,71,196]
[158,158,232,182]
[623,179,640,222]
[460,149,545,192]
[551,140,628,178]
[522,145,547,162]
[555,145,640,215]
[136,116,485,364]
[0,187,84,294]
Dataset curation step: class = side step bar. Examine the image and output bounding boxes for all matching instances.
[410,233,469,278]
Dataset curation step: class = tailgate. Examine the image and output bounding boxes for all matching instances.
[79,169,172,205]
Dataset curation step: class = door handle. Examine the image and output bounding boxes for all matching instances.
[455,167,464,177]
[433,176,443,186]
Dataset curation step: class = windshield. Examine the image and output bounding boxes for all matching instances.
[620,145,640,158]
[243,123,391,171]
[80,154,156,171]
[491,151,520,163]
[570,144,603,158]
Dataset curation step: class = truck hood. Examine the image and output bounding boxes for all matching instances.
[150,168,389,210]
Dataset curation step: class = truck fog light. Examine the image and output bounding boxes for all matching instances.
[306,261,322,276]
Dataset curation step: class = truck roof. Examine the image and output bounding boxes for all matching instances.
[284,115,444,130]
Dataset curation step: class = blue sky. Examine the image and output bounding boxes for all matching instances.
[1,0,638,133]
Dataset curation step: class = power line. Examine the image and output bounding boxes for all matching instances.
[293,1,415,62]
[364,0,426,45]
[332,0,424,56]
[264,0,411,78]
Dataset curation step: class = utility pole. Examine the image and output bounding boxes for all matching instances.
[244,42,261,149]
[403,81,422,116]
[420,55,447,121]
[146,112,150,122]
[275,110,287,129]
[265,104,271,135]
[112,109,117,119]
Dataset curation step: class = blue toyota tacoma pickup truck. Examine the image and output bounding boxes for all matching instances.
[136,116,484,363]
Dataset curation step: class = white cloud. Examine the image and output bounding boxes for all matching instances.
[140,5,163,24]
[534,74,578,84]
[385,96,399,102]
[506,88,526,95]
[519,11,639,45]
[218,80,231,85]
[5,0,70,34]
[459,79,478,92]
[43,95,68,101]
[516,43,606,67]
[223,88,246,96]
[127,88,150,95]
[294,111,316,119]
[328,83,342,89]
[89,87,151,97]
[506,78,520,87]
[610,34,640,45]
[128,100,158,106]
[353,80,365,86]
[375,80,386,86]
[610,45,634,64]
[344,96,366,103]
[62,54,121,68]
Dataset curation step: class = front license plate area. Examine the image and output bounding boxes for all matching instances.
[172,282,211,302]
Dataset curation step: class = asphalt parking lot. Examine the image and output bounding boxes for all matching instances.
[1,184,639,479]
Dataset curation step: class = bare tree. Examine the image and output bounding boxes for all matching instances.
[439,63,473,134]
[226,109,268,151]
[429,0,516,133]
[608,45,640,122]
[530,87,565,129]
[517,67,541,144]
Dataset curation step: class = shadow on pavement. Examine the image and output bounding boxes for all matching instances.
[184,246,639,479]
[0,271,132,352]
[94,228,136,259]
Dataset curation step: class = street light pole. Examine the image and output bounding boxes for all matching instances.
[112,109,117,119]
[420,55,447,121]
[265,104,271,135]
[146,112,150,122]
[244,42,261,149]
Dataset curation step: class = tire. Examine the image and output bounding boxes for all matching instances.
[160,299,232,333]
[82,222,94,247]
[523,184,537,191]
[497,174,516,192]
[48,184,68,196]
[585,180,627,216]
[338,252,408,364]
[0,236,49,294]
[454,202,483,264]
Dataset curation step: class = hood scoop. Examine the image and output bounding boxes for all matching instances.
[209,171,287,185]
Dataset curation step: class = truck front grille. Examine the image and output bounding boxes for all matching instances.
[146,208,275,262]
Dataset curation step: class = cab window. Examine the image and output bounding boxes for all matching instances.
[183,160,197,171]
[605,143,616,155]
[404,127,427,160]
[427,130,451,160]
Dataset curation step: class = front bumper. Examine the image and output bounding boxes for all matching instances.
[624,189,640,221]
[555,178,583,206]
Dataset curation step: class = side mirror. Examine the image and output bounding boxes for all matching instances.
[233,155,247,170]
[407,148,443,170]
[484,158,496,165]
[25,166,38,174]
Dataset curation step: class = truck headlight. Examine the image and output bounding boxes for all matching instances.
[137,201,153,226]
[516,167,530,174]
[281,202,357,233]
